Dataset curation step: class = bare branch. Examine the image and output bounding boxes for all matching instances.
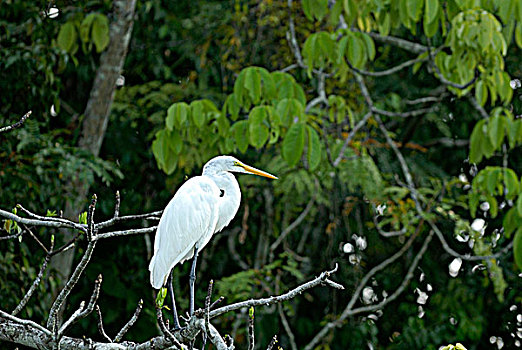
[267,335,278,350]
[210,264,343,319]
[156,307,184,349]
[96,211,162,229]
[368,32,427,54]
[58,274,102,337]
[95,305,113,343]
[47,240,97,329]
[467,95,489,119]
[94,226,157,240]
[0,208,87,233]
[248,307,255,350]
[0,110,31,134]
[114,299,143,342]
[12,238,54,315]
[333,112,372,167]
[345,55,427,77]
[276,273,297,350]
[269,197,315,256]
[304,231,434,350]
[429,220,514,261]
[0,309,51,336]
[227,227,249,270]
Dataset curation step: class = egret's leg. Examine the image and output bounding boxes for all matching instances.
[189,244,199,316]
[167,272,181,330]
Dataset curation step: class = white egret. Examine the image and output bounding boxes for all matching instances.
[149,155,277,329]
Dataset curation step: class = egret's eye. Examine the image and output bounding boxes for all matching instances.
[234,161,240,166]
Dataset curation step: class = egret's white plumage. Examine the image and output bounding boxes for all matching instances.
[149,155,277,289]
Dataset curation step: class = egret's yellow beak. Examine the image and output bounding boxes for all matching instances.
[239,163,278,179]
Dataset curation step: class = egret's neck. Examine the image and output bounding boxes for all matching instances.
[206,172,239,197]
[204,171,241,232]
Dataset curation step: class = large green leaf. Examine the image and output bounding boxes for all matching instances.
[231,120,249,153]
[166,102,190,130]
[282,123,306,167]
[504,168,520,200]
[190,100,207,128]
[92,14,110,53]
[307,126,321,171]
[424,0,439,24]
[517,195,522,217]
[469,119,486,163]
[276,98,304,126]
[514,227,522,270]
[244,67,261,104]
[57,22,77,52]
[248,107,270,149]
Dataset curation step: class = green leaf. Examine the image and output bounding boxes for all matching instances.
[276,98,304,126]
[166,102,190,129]
[80,14,96,43]
[360,33,376,61]
[486,194,498,218]
[503,207,519,237]
[514,227,522,270]
[248,107,270,149]
[488,114,505,150]
[302,0,313,21]
[310,0,328,21]
[517,195,522,217]
[257,67,276,101]
[91,14,110,53]
[78,212,87,225]
[486,168,501,194]
[475,80,488,107]
[232,120,249,153]
[168,130,183,154]
[424,0,439,24]
[224,94,240,121]
[245,67,262,104]
[504,168,520,200]
[469,119,486,163]
[346,34,363,68]
[57,22,77,52]
[469,191,479,218]
[515,23,522,48]
[190,100,206,128]
[282,123,306,167]
[307,126,321,171]
[407,0,423,21]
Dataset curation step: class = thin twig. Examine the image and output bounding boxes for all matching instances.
[333,112,372,167]
[0,208,87,233]
[156,307,183,349]
[345,55,428,77]
[269,197,315,257]
[12,239,54,315]
[304,231,434,350]
[248,307,255,350]
[267,335,278,350]
[276,273,297,350]
[114,299,143,342]
[47,240,97,329]
[58,274,102,336]
[210,264,343,319]
[95,305,113,343]
[0,110,31,133]
[94,226,157,240]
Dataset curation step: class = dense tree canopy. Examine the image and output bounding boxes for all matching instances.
[1,0,522,349]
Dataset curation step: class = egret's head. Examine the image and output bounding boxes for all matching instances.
[203,155,277,179]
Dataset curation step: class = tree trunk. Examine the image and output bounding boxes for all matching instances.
[49,0,137,306]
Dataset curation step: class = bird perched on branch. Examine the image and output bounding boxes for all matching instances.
[149,155,277,329]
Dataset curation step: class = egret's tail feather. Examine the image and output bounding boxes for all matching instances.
[149,256,169,289]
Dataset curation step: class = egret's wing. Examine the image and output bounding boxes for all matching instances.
[149,176,220,289]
